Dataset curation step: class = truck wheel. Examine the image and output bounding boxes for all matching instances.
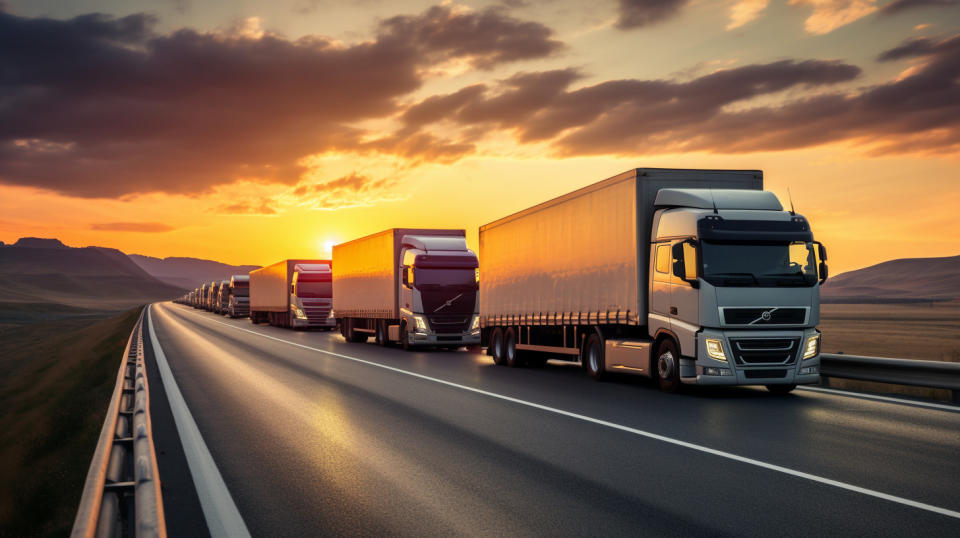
[504,328,521,368]
[348,319,368,343]
[584,334,605,380]
[490,328,505,365]
[656,339,681,393]
[401,322,412,351]
[375,320,388,346]
[766,384,797,395]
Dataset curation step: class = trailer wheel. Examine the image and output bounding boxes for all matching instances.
[766,384,797,395]
[656,338,681,392]
[504,328,521,368]
[490,328,505,365]
[375,320,388,346]
[400,322,412,351]
[584,334,606,380]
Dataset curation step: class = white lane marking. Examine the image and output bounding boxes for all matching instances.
[164,303,960,521]
[147,305,252,538]
[798,386,960,412]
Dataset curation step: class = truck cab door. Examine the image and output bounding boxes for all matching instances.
[649,243,672,334]
[669,239,700,353]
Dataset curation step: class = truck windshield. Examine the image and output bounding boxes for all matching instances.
[415,268,478,289]
[297,282,331,298]
[701,241,817,287]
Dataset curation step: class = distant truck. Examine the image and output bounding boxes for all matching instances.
[249,260,335,329]
[196,284,208,309]
[205,281,218,311]
[479,168,827,393]
[214,280,230,314]
[227,275,250,318]
[333,228,480,349]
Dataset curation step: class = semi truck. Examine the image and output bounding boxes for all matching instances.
[333,228,481,349]
[249,260,335,329]
[479,168,827,393]
[204,281,218,311]
[196,284,208,309]
[214,280,230,314]
[227,274,250,318]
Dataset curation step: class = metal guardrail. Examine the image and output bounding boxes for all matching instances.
[821,353,960,403]
[72,309,167,537]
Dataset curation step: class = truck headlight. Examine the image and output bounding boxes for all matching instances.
[293,307,307,320]
[470,315,480,331]
[803,334,820,359]
[705,338,727,362]
[413,315,428,330]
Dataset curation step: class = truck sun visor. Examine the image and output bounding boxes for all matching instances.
[697,216,813,242]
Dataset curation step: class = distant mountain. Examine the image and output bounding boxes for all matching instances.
[128,254,260,290]
[822,255,960,303]
[0,238,185,310]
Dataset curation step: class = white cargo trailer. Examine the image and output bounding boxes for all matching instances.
[333,228,481,349]
[480,168,828,393]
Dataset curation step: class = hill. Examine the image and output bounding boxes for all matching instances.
[822,255,960,303]
[0,238,185,310]
[128,254,260,289]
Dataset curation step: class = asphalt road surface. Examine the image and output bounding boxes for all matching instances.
[144,302,960,537]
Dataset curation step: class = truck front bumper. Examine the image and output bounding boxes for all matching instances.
[682,328,821,386]
[292,316,337,329]
[409,330,481,346]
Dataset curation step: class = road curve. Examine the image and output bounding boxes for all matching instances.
[146,301,960,536]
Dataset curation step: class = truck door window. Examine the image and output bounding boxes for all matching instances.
[655,244,670,274]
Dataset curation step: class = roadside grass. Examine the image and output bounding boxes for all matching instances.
[818,303,960,402]
[0,307,141,536]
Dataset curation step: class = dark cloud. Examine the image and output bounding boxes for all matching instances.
[216,201,277,215]
[0,6,561,198]
[378,6,563,69]
[876,35,953,61]
[90,222,176,232]
[293,173,401,210]
[880,0,959,15]
[615,0,690,29]
[400,42,960,156]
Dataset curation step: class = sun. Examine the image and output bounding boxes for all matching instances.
[320,239,337,257]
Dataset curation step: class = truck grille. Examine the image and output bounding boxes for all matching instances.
[427,314,470,334]
[729,338,800,365]
[722,308,806,325]
[303,306,331,325]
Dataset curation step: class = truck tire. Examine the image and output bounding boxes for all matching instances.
[504,328,521,368]
[347,319,368,343]
[656,338,681,392]
[401,322,412,351]
[766,384,797,395]
[490,327,505,365]
[375,320,388,346]
[584,333,605,380]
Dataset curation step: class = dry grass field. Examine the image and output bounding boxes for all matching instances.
[819,302,960,401]
[0,307,140,536]
[819,302,960,361]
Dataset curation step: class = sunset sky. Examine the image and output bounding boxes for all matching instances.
[1,0,958,274]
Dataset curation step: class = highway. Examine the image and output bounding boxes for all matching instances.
[145,301,960,536]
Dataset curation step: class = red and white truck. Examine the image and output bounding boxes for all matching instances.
[249,260,335,329]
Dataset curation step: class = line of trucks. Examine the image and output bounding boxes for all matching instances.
[174,168,828,393]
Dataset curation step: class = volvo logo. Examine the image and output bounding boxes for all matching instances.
[748,307,779,325]
[434,293,463,312]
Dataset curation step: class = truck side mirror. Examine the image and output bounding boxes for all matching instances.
[290,283,295,295]
[402,266,412,288]
[819,262,829,284]
[672,240,700,288]
[817,243,827,261]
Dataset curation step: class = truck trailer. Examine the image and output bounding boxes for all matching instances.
[227,274,250,318]
[333,228,481,349]
[479,168,827,393]
[249,260,335,329]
